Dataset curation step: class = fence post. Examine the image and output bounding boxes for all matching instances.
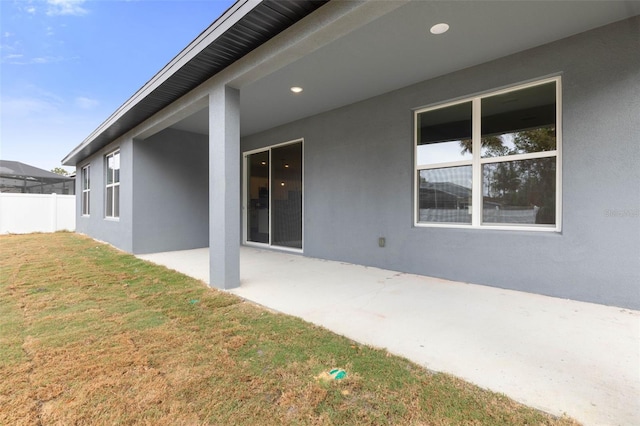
[51,193,58,232]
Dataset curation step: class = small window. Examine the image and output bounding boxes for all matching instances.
[81,165,90,216]
[105,150,120,218]
[415,77,560,230]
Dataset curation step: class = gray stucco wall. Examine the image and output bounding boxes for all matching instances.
[242,17,640,309]
[75,139,134,252]
[132,128,209,254]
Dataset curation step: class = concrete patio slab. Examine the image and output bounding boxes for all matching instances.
[138,247,640,426]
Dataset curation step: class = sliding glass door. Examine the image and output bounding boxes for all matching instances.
[246,151,270,244]
[245,140,303,250]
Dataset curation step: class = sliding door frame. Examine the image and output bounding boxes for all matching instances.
[242,138,304,253]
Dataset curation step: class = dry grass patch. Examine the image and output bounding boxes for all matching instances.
[0,233,580,425]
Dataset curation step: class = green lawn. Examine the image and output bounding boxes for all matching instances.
[0,233,579,425]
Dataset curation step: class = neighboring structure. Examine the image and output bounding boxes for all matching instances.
[63,1,640,309]
[0,160,75,195]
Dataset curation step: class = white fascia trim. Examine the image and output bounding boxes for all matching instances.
[62,0,259,164]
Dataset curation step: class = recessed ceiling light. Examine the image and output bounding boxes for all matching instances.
[290,86,303,93]
[430,23,449,35]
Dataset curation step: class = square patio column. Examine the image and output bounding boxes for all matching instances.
[209,85,240,289]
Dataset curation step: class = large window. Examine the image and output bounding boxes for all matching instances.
[105,150,120,219]
[415,78,560,230]
[81,165,90,216]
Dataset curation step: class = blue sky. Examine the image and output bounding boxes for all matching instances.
[1,0,235,173]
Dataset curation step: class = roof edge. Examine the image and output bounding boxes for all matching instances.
[62,0,260,166]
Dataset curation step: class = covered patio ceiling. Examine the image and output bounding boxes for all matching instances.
[169,0,640,137]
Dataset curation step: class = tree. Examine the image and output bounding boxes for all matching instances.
[459,135,504,157]
[51,167,69,176]
[461,128,556,223]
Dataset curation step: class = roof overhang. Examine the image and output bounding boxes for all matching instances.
[62,0,329,166]
[63,0,640,167]
[0,160,74,181]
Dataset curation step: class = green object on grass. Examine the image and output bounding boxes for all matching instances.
[189,299,199,304]
[329,368,347,380]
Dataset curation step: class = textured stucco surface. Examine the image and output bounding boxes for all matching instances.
[75,138,134,252]
[75,17,639,308]
[208,85,241,289]
[132,128,209,254]
[242,17,640,309]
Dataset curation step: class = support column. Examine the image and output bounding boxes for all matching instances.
[209,85,240,289]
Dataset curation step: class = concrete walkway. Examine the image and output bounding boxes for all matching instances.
[138,247,640,426]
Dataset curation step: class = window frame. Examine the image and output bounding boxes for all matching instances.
[105,149,120,219]
[81,164,90,216]
[414,76,562,232]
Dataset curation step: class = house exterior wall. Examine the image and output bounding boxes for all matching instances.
[241,18,640,309]
[75,128,209,254]
[75,139,134,252]
[132,128,209,254]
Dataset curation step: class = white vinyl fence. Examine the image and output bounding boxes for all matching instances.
[0,193,75,234]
